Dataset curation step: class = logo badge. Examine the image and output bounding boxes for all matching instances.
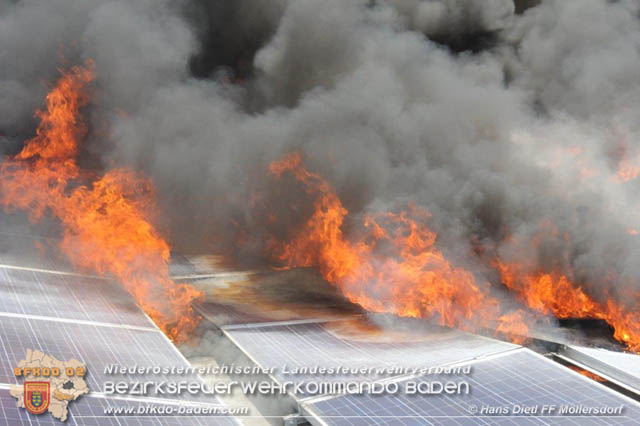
[24,382,50,415]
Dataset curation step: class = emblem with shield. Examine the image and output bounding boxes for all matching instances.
[24,382,50,415]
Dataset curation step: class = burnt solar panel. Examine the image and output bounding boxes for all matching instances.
[303,349,640,426]
[169,255,231,277]
[197,301,274,326]
[0,267,154,327]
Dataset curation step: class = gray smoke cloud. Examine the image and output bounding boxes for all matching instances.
[1,0,639,316]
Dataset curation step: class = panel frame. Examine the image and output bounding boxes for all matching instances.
[0,265,155,328]
[558,345,640,395]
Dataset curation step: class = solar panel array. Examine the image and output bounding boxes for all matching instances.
[6,235,637,425]
[303,349,640,426]
[0,315,199,396]
[0,267,153,327]
[224,321,518,397]
[0,251,239,424]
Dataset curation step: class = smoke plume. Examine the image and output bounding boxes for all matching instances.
[2,0,640,340]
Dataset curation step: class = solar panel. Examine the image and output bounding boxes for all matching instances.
[0,232,227,279]
[0,389,237,426]
[193,267,363,327]
[0,267,154,327]
[0,232,74,272]
[196,298,350,327]
[0,315,212,404]
[169,255,202,277]
[561,345,640,393]
[169,255,232,277]
[197,301,275,326]
[0,235,241,423]
[303,349,640,426]
[224,320,518,397]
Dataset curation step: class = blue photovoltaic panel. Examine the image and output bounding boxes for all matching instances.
[0,389,237,426]
[225,321,517,395]
[304,349,640,426]
[0,316,214,404]
[0,236,240,423]
[0,267,154,328]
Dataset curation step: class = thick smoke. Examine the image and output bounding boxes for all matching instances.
[1,0,639,312]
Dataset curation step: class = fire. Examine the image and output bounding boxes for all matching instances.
[0,61,202,342]
[566,365,606,382]
[494,311,531,345]
[267,153,527,336]
[616,158,640,182]
[267,153,640,352]
[496,261,640,352]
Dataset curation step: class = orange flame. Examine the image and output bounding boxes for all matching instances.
[267,153,640,351]
[566,365,606,382]
[267,153,528,337]
[495,261,640,352]
[494,311,531,345]
[0,61,202,342]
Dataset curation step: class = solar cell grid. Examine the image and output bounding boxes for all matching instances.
[0,267,154,328]
[304,349,640,426]
[0,237,241,422]
[0,316,214,404]
[225,321,517,397]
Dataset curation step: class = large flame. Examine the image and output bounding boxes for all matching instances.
[267,153,528,337]
[0,61,202,342]
[496,262,640,352]
[267,153,639,351]
[493,222,639,352]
